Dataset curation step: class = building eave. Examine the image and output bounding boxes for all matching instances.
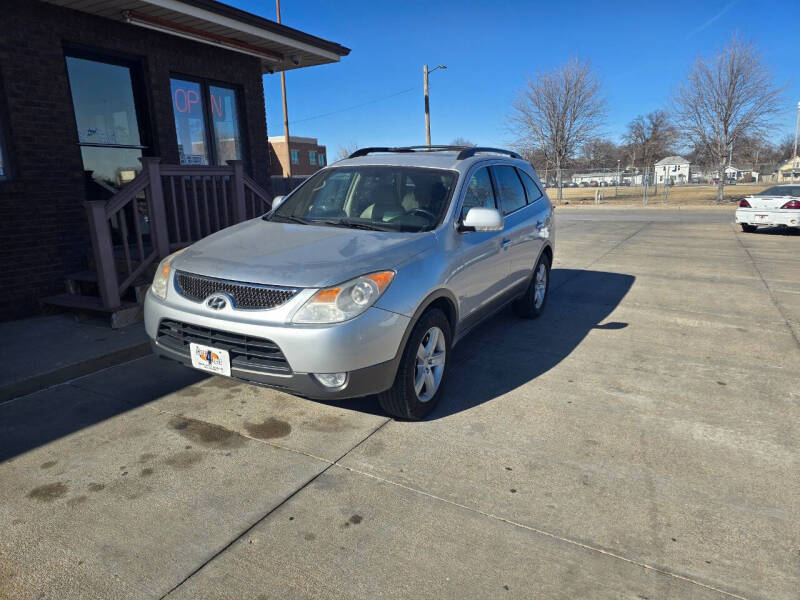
[40,0,350,74]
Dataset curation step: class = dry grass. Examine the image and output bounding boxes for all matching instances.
[547,184,770,206]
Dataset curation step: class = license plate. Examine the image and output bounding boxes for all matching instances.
[756,214,768,221]
[189,343,231,377]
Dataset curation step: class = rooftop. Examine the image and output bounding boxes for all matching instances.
[655,156,689,166]
[42,0,350,74]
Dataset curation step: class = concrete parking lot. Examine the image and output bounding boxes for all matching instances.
[1,208,798,599]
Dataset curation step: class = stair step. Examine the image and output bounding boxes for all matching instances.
[65,270,98,283]
[40,294,142,329]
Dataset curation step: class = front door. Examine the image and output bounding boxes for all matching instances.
[447,165,508,337]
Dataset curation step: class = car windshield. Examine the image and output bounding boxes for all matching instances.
[267,166,458,232]
[758,186,800,196]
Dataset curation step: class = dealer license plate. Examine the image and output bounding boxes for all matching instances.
[189,343,231,377]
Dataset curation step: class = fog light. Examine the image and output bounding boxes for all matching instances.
[313,372,347,388]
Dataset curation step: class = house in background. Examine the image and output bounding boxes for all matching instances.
[654,156,690,185]
[712,165,746,183]
[0,0,348,322]
[776,156,800,182]
[268,135,327,177]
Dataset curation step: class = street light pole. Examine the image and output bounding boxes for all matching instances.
[423,64,446,148]
[276,0,292,180]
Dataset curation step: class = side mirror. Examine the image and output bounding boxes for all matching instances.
[461,207,504,232]
[271,195,286,210]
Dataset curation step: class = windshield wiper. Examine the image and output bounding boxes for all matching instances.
[320,219,396,231]
[266,214,308,225]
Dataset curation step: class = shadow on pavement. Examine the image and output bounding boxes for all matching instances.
[331,268,635,420]
[747,226,800,236]
[0,358,208,463]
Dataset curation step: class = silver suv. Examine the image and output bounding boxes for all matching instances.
[144,146,554,419]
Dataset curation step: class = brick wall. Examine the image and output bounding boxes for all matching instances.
[269,139,327,177]
[0,0,271,320]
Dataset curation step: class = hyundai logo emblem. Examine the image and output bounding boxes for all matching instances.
[205,294,228,310]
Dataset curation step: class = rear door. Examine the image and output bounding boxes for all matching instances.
[492,165,542,290]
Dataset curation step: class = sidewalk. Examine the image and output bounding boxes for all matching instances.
[0,314,151,402]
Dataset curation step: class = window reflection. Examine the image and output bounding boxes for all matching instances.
[171,78,209,165]
[209,85,242,165]
[66,57,141,146]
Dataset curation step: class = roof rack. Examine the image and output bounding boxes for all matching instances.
[348,145,522,160]
[455,147,521,160]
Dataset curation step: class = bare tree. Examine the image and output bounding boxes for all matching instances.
[335,141,360,161]
[673,36,784,202]
[509,57,606,202]
[450,137,476,147]
[623,110,678,176]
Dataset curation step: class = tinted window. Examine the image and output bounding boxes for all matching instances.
[517,169,543,203]
[758,186,800,197]
[461,167,496,221]
[493,165,526,215]
[66,55,144,189]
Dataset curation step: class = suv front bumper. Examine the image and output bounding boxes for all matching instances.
[145,289,409,399]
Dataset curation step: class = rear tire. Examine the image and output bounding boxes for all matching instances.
[741,224,757,233]
[377,309,451,420]
[513,253,551,319]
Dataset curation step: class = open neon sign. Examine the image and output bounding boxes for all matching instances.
[173,87,225,119]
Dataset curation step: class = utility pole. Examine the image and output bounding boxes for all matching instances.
[424,65,430,148]
[423,64,446,148]
[276,0,292,180]
[794,101,800,158]
[615,159,620,197]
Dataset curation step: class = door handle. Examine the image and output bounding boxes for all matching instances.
[501,239,512,249]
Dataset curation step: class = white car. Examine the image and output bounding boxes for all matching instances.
[736,185,800,232]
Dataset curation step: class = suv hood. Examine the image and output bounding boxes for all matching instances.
[173,219,436,288]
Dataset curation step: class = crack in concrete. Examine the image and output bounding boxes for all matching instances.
[334,463,752,600]
[157,415,390,600]
[732,225,800,351]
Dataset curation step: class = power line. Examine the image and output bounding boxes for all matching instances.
[289,86,418,125]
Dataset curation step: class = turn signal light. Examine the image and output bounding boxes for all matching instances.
[738,199,751,208]
[780,199,800,209]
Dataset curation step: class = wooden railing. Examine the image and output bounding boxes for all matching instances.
[84,157,272,309]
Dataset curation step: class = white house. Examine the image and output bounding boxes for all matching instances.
[654,156,690,185]
[711,165,746,183]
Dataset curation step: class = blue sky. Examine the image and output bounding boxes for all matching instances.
[230,0,798,155]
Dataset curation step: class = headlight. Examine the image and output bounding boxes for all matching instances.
[292,271,395,324]
[150,249,186,300]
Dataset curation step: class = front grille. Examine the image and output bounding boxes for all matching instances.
[175,271,297,310]
[157,319,292,375]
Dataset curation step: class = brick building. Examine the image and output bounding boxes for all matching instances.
[268,135,327,177]
[0,0,348,320]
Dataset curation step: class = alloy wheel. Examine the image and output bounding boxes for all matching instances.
[414,326,446,402]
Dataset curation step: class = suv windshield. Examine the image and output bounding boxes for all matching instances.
[757,185,800,197]
[268,166,458,232]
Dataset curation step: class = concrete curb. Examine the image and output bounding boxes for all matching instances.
[0,341,152,403]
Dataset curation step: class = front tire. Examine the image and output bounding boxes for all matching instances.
[741,224,757,233]
[377,309,451,420]
[513,253,551,319]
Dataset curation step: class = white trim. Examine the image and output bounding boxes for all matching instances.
[125,16,280,62]
[142,0,341,61]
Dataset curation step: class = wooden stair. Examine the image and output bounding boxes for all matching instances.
[40,293,143,329]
